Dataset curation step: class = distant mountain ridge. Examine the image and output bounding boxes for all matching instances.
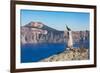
[24,21,62,32]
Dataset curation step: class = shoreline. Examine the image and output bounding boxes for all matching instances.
[40,48,89,62]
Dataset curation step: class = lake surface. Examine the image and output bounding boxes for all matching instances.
[21,40,89,63]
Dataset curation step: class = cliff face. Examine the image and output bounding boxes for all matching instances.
[21,22,89,44]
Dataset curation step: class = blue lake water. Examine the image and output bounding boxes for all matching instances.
[21,40,89,63]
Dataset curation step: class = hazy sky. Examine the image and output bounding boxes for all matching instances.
[21,9,90,31]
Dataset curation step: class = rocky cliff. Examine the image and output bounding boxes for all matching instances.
[21,21,89,44]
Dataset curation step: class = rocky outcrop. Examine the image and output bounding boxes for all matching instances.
[40,48,89,62]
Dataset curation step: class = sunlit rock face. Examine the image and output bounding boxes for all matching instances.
[25,21,44,28]
[21,22,65,44]
[21,21,89,44]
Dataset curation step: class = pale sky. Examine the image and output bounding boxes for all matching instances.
[21,9,90,31]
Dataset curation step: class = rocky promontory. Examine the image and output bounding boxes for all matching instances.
[40,48,89,62]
